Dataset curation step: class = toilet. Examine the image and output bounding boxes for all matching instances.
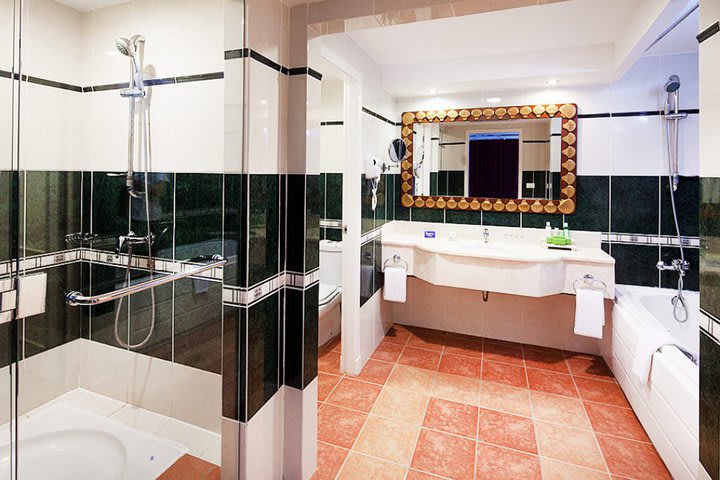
[319,239,342,347]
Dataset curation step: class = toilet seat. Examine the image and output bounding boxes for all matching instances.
[319,283,342,310]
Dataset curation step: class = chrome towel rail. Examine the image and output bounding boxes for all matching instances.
[65,254,227,307]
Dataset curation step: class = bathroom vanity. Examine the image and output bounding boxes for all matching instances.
[381,221,615,299]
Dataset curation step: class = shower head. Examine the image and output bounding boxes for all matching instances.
[115,36,145,91]
[664,75,681,93]
[115,37,135,58]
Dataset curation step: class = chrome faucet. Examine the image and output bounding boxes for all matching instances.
[656,259,690,276]
[483,228,490,244]
[116,231,155,255]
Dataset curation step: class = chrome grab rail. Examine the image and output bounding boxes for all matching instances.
[65,254,227,307]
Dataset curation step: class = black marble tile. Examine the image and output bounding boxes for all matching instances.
[387,173,396,222]
[306,175,320,272]
[411,207,444,224]
[127,269,173,362]
[446,210,481,225]
[79,261,91,340]
[247,292,279,420]
[660,176,699,238]
[89,264,130,348]
[82,172,92,238]
[551,172,561,200]
[447,171,465,197]
[223,174,248,287]
[611,243,659,287]
[361,177,374,234]
[373,239,384,295]
[660,247,699,291]
[483,211,520,227]
[92,173,130,253]
[222,305,243,421]
[303,285,319,388]
[326,173,343,220]
[0,170,18,262]
[701,178,720,319]
[521,171,534,198]
[523,213,563,230]
[129,172,174,258]
[326,228,342,242]
[700,331,720,480]
[286,174,306,273]
[284,287,303,389]
[567,176,609,232]
[0,322,14,369]
[319,173,326,219]
[611,176,659,235]
[360,241,374,307]
[24,171,82,256]
[249,175,279,285]
[174,278,222,374]
[431,172,440,196]
[279,175,286,272]
[175,173,223,261]
[376,172,387,227]
[394,175,410,221]
[278,288,285,389]
[23,264,82,358]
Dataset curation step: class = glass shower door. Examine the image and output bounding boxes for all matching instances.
[0,0,21,478]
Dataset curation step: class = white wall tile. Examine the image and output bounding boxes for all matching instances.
[699,31,720,177]
[576,117,611,176]
[246,60,280,174]
[224,59,245,174]
[320,124,345,173]
[306,78,322,175]
[611,55,662,113]
[245,0,283,65]
[676,113,700,177]
[127,353,173,417]
[283,382,318,480]
[243,388,284,480]
[610,115,663,176]
[78,338,131,403]
[171,361,222,433]
[659,52,699,110]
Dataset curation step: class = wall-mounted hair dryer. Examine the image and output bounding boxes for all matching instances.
[365,157,387,211]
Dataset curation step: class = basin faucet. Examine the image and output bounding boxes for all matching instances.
[483,228,490,244]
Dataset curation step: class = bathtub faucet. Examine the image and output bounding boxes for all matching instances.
[656,259,690,276]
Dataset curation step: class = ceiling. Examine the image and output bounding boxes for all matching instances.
[56,0,129,11]
[322,0,697,97]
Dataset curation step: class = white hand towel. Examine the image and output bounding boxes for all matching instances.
[574,288,605,339]
[383,266,407,303]
[360,264,374,299]
[632,331,674,385]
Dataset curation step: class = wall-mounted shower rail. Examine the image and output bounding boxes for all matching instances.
[65,254,226,307]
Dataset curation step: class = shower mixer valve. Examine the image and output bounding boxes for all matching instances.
[115,231,155,255]
[656,259,690,276]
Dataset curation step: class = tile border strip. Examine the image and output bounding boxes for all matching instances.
[701,309,720,344]
[362,107,402,127]
[223,48,323,81]
[578,109,699,119]
[223,270,319,307]
[320,219,342,228]
[0,249,83,276]
[698,22,719,44]
[361,227,382,246]
[601,233,701,248]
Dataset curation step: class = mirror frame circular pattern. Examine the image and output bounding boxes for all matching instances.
[400,103,578,215]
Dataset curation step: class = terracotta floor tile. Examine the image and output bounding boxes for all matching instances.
[438,353,482,378]
[482,360,527,388]
[484,342,524,365]
[575,377,630,408]
[318,350,342,375]
[383,325,413,346]
[566,354,615,381]
[315,442,349,480]
[476,443,542,480]
[355,359,394,385]
[372,386,428,425]
[318,373,343,401]
[158,455,216,480]
[327,378,382,412]
[204,468,220,480]
[411,429,476,480]
[540,457,610,480]
[430,371,480,406]
[413,326,447,337]
[423,397,478,438]
[337,452,407,480]
[372,340,405,363]
[398,347,442,371]
[353,415,420,465]
[478,408,537,454]
[596,434,671,480]
[386,365,436,395]
[443,335,483,358]
[530,391,590,429]
[584,402,649,442]
[317,404,367,449]
[485,338,523,348]
[523,348,570,373]
[321,336,342,353]
[535,420,606,471]
[407,333,446,351]
[527,368,579,398]
[406,470,444,480]
[480,381,532,417]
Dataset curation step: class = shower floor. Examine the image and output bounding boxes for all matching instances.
[0,389,220,479]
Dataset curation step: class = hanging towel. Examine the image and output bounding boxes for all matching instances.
[383,266,407,303]
[632,331,674,385]
[360,264,374,299]
[574,288,605,339]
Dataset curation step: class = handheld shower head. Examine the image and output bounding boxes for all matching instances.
[115,37,135,58]
[664,75,681,93]
[115,36,145,91]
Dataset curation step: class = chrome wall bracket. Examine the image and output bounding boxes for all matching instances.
[0,272,48,325]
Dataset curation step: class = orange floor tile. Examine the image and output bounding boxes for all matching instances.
[158,454,220,480]
[314,325,671,480]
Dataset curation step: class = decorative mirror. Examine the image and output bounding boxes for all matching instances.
[400,103,578,214]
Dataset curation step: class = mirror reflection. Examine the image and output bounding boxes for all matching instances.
[412,117,562,200]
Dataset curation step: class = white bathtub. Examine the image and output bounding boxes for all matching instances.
[606,285,699,480]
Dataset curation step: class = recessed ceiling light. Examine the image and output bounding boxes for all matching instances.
[547,79,559,86]
[487,97,502,103]
[429,88,438,94]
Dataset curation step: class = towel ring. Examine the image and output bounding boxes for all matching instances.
[383,254,408,272]
[573,274,607,294]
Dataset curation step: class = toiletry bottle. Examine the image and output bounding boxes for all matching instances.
[563,222,569,240]
[545,222,551,240]
[553,227,560,238]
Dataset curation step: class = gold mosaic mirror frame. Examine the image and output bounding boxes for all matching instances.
[400,103,578,215]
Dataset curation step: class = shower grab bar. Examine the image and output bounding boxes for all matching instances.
[65,254,227,307]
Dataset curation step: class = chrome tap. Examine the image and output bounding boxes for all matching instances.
[483,228,490,244]
[115,231,155,255]
[656,259,690,276]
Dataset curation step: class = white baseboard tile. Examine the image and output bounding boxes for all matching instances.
[283,381,318,480]
[240,388,285,480]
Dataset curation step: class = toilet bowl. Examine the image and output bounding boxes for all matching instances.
[319,240,342,347]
